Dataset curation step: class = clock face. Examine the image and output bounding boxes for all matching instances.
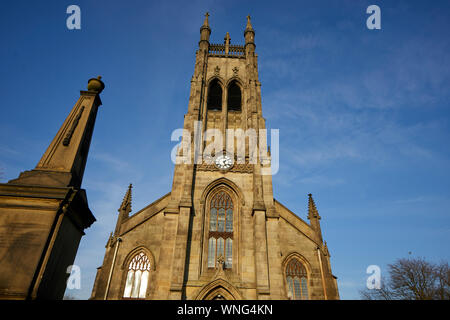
[215,154,233,170]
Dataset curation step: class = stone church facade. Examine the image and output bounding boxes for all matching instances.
[90,14,339,300]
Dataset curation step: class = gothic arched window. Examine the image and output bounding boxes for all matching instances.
[285,258,309,300]
[227,81,241,111]
[207,191,233,268]
[123,251,151,299]
[207,79,222,111]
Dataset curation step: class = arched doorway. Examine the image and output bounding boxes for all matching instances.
[195,279,242,300]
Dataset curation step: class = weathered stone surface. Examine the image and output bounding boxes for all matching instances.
[90,15,339,301]
[0,77,102,299]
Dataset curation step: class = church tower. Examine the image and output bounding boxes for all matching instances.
[90,14,339,300]
[0,76,104,299]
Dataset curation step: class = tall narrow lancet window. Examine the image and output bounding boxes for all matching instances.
[207,79,222,111]
[227,81,241,111]
[208,191,233,268]
[285,259,308,300]
[123,251,151,299]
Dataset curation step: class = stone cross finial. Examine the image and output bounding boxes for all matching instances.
[202,12,210,28]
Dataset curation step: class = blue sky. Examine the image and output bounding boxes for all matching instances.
[0,0,449,300]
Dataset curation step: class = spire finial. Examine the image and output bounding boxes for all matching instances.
[307,193,323,242]
[244,14,255,51]
[119,183,133,213]
[307,193,320,219]
[114,183,132,236]
[224,32,230,45]
[203,12,210,27]
[245,14,253,31]
[199,12,211,47]
[224,32,231,54]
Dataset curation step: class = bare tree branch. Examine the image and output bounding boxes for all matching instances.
[360,257,450,300]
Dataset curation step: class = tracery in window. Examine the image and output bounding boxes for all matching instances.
[207,191,233,268]
[123,251,151,299]
[285,258,308,300]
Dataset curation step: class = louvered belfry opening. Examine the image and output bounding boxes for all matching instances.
[207,79,222,111]
[227,81,241,111]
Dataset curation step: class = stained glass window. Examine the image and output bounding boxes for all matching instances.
[218,208,225,232]
[226,209,233,232]
[217,237,224,257]
[210,208,217,231]
[208,237,215,268]
[225,238,233,268]
[123,252,151,299]
[285,259,308,300]
[208,191,233,268]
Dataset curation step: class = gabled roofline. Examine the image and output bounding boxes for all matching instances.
[119,192,171,236]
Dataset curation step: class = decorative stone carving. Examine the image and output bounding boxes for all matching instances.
[196,162,253,173]
[63,106,85,146]
[217,255,225,270]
